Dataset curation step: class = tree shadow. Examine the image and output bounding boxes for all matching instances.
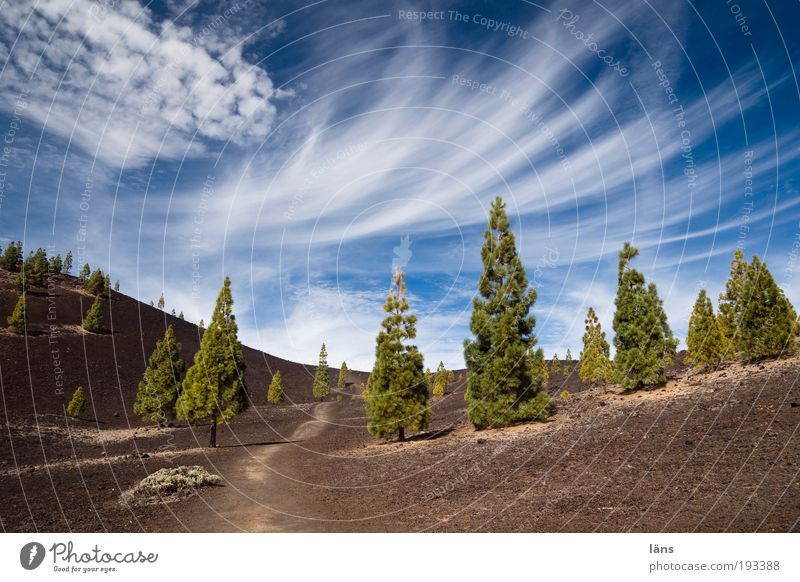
[217,439,300,449]
[406,426,454,442]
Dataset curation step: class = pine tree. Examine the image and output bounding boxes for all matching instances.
[551,353,561,375]
[7,293,26,334]
[0,241,22,271]
[82,297,104,333]
[133,325,186,423]
[686,290,729,369]
[267,371,284,404]
[157,293,165,310]
[114,280,120,291]
[432,361,447,398]
[85,269,109,295]
[564,349,573,369]
[613,243,678,390]
[171,308,176,316]
[529,347,549,388]
[67,386,86,418]
[79,263,90,282]
[176,277,247,447]
[737,257,798,359]
[48,254,63,274]
[199,319,205,329]
[312,343,330,401]
[63,250,73,274]
[579,307,613,383]
[178,311,184,320]
[366,267,430,441]
[337,361,349,389]
[718,248,747,352]
[463,196,549,428]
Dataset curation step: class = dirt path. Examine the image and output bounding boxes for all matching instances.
[174,401,335,532]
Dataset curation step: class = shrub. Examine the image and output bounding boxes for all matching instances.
[67,386,86,418]
[133,466,222,498]
[559,390,573,405]
[7,293,26,334]
[82,297,104,332]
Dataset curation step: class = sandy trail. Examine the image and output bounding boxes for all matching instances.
[180,401,334,533]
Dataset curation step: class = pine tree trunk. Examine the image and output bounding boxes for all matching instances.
[209,414,218,448]
[398,426,405,442]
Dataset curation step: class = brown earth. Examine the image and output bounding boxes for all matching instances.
[1,269,798,532]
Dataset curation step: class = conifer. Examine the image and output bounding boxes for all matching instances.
[612,242,677,390]
[432,361,447,398]
[551,353,561,375]
[579,307,613,383]
[7,293,26,334]
[133,325,186,423]
[176,277,247,447]
[79,263,90,282]
[337,362,349,389]
[63,250,73,274]
[312,343,330,401]
[463,196,549,428]
[48,254,63,274]
[267,371,284,404]
[67,386,86,418]
[0,241,22,271]
[157,293,165,310]
[82,297,104,333]
[114,280,120,292]
[366,268,430,441]
[686,289,729,369]
[85,269,109,295]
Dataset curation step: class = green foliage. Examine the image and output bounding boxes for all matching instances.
[579,307,613,383]
[79,263,90,282]
[133,466,221,498]
[366,269,430,440]
[717,251,797,360]
[559,389,573,405]
[63,250,73,274]
[529,347,549,388]
[7,293,26,334]
[312,343,330,400]
[612,243,677,390]
[0,241,22,271]
[564,349,573,367]
[48,254,63,274]
[551,353,561,375]
[82,296,104,332]
[157,293,165,310]
[337,361,349,388]
[463,196,549,428]
[686,289,729,369]
[133,325,186,423]
[84,268,110,295]
[176,277,247,447]
[15,248,48,292]
[267,371,285,404]
[432,361,447,398]
[67,386,86,418]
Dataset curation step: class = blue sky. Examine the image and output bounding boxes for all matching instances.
[1,0,799,370]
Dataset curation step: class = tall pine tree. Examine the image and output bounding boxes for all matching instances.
[133,325,186,423]
[176,277,248,447]
[366,268,430,441]
[463,196,549,428]
[82,297,104,332]
[267,371,284,404]
[612,242,677,390]
[337,361,349,389]
[312,343,330,400]
[7,293,26,334]
[579,307,613,383]
[432,361,447,398]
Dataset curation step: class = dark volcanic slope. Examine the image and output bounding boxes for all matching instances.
[0,269,364,427]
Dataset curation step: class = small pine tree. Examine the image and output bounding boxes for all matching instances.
[178,311,184,320]
[85,269,109,295]
[463,196,549,428]
[79,263,91,282]
[0,241,22,271]
[529,347,549,388]
[199,319,205,329]
[551,353,561,375]
[432,361,447,398]
[66,386,86,418]
[312,343,330,401]
[7,293,26,334]
[114,280,120,291]
[613,242,677,390]
[133,325,186,423]
[63,250,73,274]
[686,289,729,369]
[48,254,63,274]
[82,296,104,333]
[337,361,349,389]
[267,371,284,404]
[171,308,176,316]
[737,256,798,359]
[176,277,247,447]
[366,268,430,441]
[157,293,165,310]
[579,307,613,383]
[564,349,573,369]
